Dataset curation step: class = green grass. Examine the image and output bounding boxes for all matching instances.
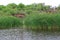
[24,13,60,31]
[0,16,23,29]
[0,12,60,31]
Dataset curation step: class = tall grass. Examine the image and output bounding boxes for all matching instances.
[0,16,23,29]
[24,13,60,31]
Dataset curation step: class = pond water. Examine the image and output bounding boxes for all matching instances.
[0,29,60,40]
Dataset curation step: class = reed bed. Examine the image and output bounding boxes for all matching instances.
[0,16,23,29]
[24,13,60,31]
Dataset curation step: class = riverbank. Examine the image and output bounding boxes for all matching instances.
[0,13,60,32]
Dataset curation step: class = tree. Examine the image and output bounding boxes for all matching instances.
[17,3,25,10]
[7,3,17,9]
[0,5,6,11]
[43,5,51,11]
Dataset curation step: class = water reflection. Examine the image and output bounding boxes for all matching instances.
[0,29,60,40]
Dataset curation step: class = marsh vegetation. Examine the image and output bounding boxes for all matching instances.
[0,3,60,31]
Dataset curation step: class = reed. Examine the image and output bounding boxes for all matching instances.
[24,13,60,31]
[0,16,23,29]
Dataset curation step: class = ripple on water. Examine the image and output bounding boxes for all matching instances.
[0,29,60,40]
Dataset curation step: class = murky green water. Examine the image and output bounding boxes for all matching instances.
[0,29,60,40]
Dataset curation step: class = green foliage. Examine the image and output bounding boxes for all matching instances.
[0,5,6,13]
[7,3,17,9]
[0,16,23,29]
[17,3,25,10]
[25,13,60,27]
[0,3,60,29]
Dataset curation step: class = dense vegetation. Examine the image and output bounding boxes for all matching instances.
[0,3,60,30]
[0,16,23,29]
[0,3,60,15]
[25,13,60,31]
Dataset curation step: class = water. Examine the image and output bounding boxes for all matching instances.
[0,29,60,40]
